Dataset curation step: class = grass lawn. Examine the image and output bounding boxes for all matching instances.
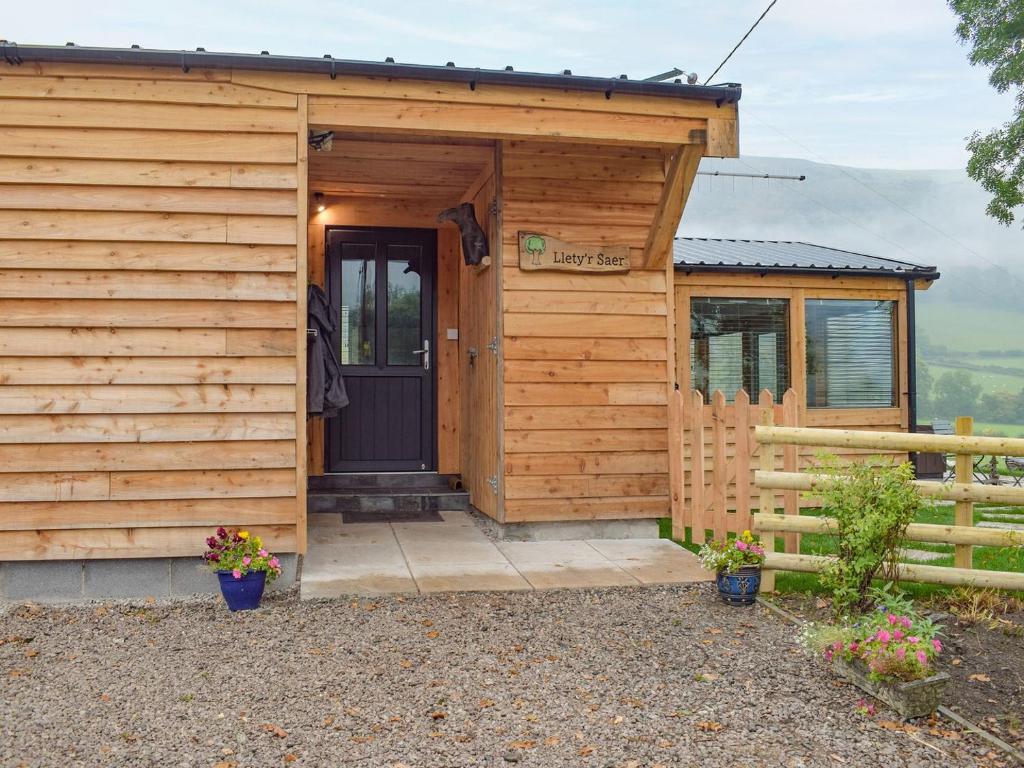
[975,421,1024,438]
[659,503,1024,601]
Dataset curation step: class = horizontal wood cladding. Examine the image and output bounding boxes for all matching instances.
[504,496,669,523]
[0,66,302,558]
[0,241,297,272]
[0,440,295,473]
[0,497,297,530]
[0,270,295,301]
[0,413,295,443]
[0,127,296,163]
[0,356,295,384]
[0,211,297,244]
[0,329,294,357]
[0,299,295,328]
[0,185,297,215]
[500,139,672,523]
[0,384,295,413]
[0,158,297,189]
[0,525,297,561]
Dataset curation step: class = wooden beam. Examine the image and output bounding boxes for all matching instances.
[308,98,707,146]
[295,93,309,556]
[643,145,703,268]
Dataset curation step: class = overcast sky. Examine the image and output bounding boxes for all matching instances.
[3,0,1013,170]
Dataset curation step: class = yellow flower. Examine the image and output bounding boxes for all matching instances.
[742,530,751,538]
[253,536,262,548]
[238,530,250,540]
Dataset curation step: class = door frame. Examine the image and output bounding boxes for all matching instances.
[323,225,438,473]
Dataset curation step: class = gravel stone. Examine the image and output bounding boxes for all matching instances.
[0,584,989,767]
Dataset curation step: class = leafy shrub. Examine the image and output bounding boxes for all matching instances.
[812,456,924,613]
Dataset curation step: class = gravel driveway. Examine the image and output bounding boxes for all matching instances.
[0,584,996,767]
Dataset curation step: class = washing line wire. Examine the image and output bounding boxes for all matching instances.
[704,0,778,85]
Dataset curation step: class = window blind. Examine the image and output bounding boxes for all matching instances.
[690,297,790,403]
[806,299,896,408]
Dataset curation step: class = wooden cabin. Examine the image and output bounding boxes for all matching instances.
[0,42,738,591]
[0,43,935,597]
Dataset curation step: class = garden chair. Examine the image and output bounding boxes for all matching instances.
[932,418,988,483]
[1004,456,1024,487]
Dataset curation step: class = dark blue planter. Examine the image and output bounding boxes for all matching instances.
[217,569,266,611]
[716,566,761,606]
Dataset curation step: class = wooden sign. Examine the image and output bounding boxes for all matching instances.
[518,231,630,273]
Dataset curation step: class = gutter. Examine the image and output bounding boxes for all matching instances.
[0,42,742,104]
[906,278,918,467]
[673,262,942,282]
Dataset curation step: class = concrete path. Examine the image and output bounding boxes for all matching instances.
[300,511,709,599]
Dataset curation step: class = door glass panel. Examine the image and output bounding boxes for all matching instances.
[339,254,375,365]
[387,246,422,366]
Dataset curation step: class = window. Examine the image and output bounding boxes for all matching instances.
[690,297,790,403]
[806,299,896,408]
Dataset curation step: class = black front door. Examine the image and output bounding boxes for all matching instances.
[325,227,436,472]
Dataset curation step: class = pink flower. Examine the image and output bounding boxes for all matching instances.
[848,642,859,653]
[895,647,906,660]
[876,629,891,644]
[907,636,920,645]
[916,650,928,665]
[887,614,898,625]
[831,641,843,652]
[901,616,912,629]
[932,639,942,653]
[269,556,280,569]
[893,629,904,641]
[232,569,242,580]
[736,540,748,551]
[259,549,268,558]
[242,555,251,566]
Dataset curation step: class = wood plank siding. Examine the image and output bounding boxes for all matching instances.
[0,65,302,559]
[0,58,740,557]
[500,142,685,523]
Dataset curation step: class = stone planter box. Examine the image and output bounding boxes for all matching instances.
[833,656,950,719]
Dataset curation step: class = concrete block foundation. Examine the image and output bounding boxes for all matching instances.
[0,555,298,603]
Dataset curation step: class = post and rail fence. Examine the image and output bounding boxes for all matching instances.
[670,389,1024,593]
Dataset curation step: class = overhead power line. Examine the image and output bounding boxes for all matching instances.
[704,0,778,85]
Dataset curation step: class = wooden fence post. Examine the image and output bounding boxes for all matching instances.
[669,388,684,541]
[690,389,706,544]
[711,389,728,541]
[782,389,800,554]
[734,388,752,535]
[758,389,777,593]
[954,415,975,570]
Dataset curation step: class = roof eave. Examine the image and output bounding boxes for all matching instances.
[1,43,743,103]
[673,262,941,282]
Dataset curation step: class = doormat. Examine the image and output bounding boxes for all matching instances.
[342,509,444,524]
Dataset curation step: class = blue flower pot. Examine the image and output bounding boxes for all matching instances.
[217,569,266,611]
[716,566,761,606]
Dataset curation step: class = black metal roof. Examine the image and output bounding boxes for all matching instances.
[673,238,940,280]
[0,42,742,104]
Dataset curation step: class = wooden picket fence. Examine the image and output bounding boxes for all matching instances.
[669,387,800,548]
[752,417,1024,592]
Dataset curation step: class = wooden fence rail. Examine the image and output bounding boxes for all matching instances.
[754,420,1024,592]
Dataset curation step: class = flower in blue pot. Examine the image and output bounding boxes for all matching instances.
[203,527,283,611]
[697,530,766,606]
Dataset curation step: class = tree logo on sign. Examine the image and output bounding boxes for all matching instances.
[524,234,546,266]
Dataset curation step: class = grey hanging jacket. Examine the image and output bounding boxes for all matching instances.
[307,284,349,417]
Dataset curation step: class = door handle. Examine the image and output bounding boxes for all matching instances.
[412,339,430,371]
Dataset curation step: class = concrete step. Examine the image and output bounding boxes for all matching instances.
[308,472,460,493]
[307,489,471,515]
